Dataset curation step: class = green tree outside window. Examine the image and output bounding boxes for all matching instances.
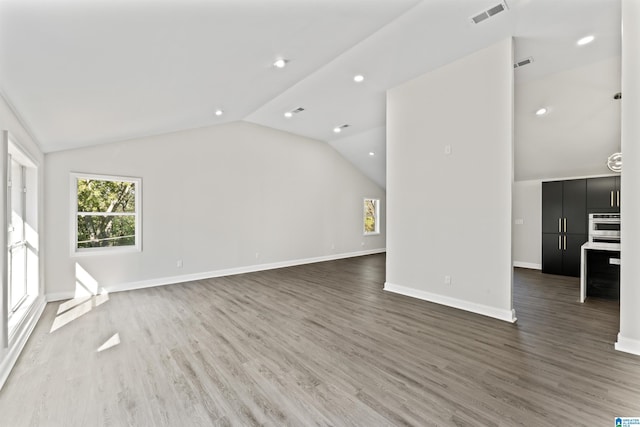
[364,198,379,234]
[76,177,139,249]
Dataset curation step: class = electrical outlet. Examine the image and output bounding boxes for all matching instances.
[444,275,451,285]
[177,259,183,268]
[255,252,260,259]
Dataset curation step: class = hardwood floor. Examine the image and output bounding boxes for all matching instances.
[0,254,638,426]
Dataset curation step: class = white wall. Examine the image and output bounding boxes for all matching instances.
[385,38,515,322]
[44,121,386,299]
[512,180,541,269]
[617,0,640,356]
[329,127,386,189]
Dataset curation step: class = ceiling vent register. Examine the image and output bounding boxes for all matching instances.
[513,57,534,69]
[470,1,508,24]
[333,124,350,133]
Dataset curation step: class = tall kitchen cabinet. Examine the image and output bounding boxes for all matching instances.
[542,179,587,277]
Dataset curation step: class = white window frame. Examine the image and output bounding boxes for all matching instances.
[363,198,380,236]
[5,134,41,343]
[70,173,142,256]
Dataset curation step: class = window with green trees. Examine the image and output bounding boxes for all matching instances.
[73,174,141,253]
[364,198,379,235]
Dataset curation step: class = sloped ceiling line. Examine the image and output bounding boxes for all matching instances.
[0,0,622,186]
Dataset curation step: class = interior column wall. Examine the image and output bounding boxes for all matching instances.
[385,38,515,322]
[617,0,640,355]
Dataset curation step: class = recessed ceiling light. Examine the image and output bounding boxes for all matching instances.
[284,111,293,118]
[369,152,375,156]
[535,107,548,116]
[273,58,288,68]
[215,109,224,116]
[354,74,364,83]
[577,35,595,46]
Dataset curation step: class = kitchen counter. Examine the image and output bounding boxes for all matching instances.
[580,242,621,302]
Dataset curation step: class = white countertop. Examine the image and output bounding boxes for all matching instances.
[581,242,621,251]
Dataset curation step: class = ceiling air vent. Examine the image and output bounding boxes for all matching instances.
[284,107,305,118]
[513,57,534,69]
[470,1,508,24]
[333,124,350,134]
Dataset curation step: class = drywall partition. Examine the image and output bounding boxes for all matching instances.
[385,38,515,322]
[617,0,640,356]
[44,121,386,300]
[512,180,541,269]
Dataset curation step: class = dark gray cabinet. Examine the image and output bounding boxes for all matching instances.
[542,233,563,275]
[587,176,620,213]
[542,181,563,234]
[541,179,587,277]
[586,250,620,299]
[542,234,587,277]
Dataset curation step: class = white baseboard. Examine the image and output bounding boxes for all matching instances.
[513,261,541,270]
[615,333,640,356]
[0,296,46,390]
[383,282,517,323]
[47,248,386,302]
[46,291,76,302]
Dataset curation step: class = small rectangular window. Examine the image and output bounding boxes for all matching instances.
[71,173,141,254]
[363,198,380,235]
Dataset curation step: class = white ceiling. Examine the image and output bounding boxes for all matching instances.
[515,56,621,181]
[0,0,622,185]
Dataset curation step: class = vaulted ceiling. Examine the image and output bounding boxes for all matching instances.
[0,0,621,187]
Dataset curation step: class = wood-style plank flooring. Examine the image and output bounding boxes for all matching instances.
[1,254,639,426]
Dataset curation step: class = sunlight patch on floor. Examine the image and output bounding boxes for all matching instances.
[97,333,120,352]
[50,299,93,332]
[50,263,110,333]
[57,296,92,315]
